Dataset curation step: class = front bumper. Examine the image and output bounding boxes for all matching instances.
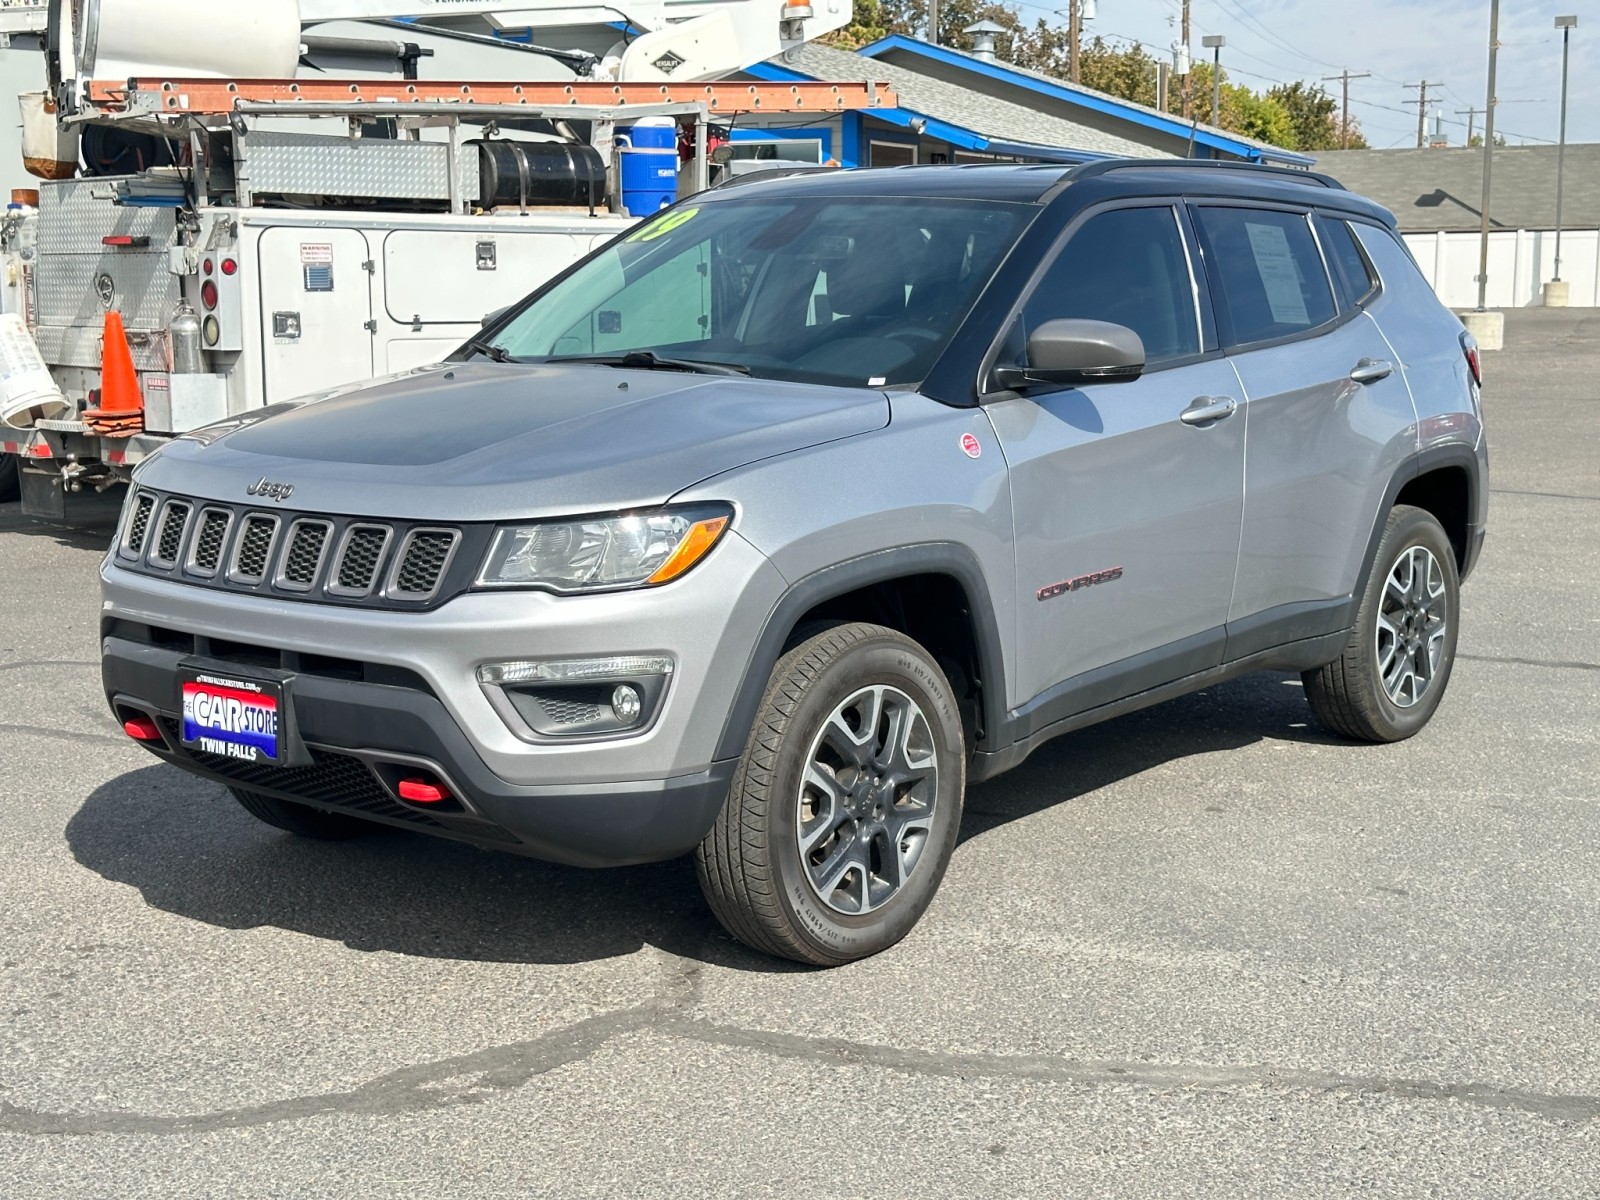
[104,635,736,867]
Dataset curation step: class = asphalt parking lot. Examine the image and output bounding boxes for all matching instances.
[2,308,1597,1197]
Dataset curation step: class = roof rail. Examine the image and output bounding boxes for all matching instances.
[1066,158,1346,190]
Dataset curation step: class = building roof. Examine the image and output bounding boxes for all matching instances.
[1313,145,1600,233]
[854,35,1312,167]
[779,42,1165,160]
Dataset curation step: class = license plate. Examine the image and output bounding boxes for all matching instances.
[180,669,285,765]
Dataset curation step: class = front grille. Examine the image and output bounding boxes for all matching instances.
[152,501,191,565]
[155,715,443,828]
[117,489,474,611]
[335,525,390,594]
[232,515,278,582]
[125,492,155,556]
[390,530,457,598]
[188,509,231,575]
[280,520,331,588]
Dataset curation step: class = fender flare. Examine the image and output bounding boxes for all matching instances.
[1352,441,1484,605]
[712,543,1010,762]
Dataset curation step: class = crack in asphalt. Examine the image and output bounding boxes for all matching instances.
[1458,653,1600,673]
[1489,488,1600,503]
[3,951,1596,1135]
[0,659,98,673]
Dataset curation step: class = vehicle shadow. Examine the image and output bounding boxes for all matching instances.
[66,671,1339,971]
[0,492,122,551]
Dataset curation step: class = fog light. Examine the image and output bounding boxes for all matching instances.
[612,684,642,725]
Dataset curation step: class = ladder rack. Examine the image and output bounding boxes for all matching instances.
[85,78,895,116]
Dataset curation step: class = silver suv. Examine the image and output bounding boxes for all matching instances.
[101,161,1488,965]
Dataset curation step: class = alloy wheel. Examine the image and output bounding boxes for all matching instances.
[1375,545,1449,708]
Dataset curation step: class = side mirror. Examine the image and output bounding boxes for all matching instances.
[482,305,511,328]
[993,319,1146,390]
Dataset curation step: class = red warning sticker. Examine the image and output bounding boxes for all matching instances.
[960,432,982,459]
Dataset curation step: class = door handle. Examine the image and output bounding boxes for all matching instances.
[1180,396,1238,426]
[1350,358,1394,385]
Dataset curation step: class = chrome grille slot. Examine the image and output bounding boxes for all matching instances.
[387,529,459,600]
[276,519,333,591]
[149,501,192,567]
[123,491,156,557]
[330,524,391,597]
[185,508,233,577]
[229,514,280,584]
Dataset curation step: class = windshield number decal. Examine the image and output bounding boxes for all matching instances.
[626,207,699,243]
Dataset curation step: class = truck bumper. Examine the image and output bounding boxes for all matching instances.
[103,635,736,867]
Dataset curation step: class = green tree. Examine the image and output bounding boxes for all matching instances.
[1266,81,1369,151]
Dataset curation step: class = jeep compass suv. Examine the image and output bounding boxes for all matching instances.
[101,161,1487,965]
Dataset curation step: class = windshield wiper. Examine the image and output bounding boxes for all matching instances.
[547,350,750,376]
[464,336,512,363]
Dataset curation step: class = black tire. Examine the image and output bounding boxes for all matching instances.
[0,453,18,504]
[696,623,965,966]
[1303,504,1461,743]
[229,787,377,840]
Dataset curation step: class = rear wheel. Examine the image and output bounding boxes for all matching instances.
[229,787,377,840]
[696,623,965,966]
[1303,504,1460,742]
[0,454,18,503]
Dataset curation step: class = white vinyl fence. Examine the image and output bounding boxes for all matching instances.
[1403,228,1600,309]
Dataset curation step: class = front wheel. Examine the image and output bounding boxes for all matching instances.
[229,787,378,840]
[696,623,966,966]
[1303,504,1461,742]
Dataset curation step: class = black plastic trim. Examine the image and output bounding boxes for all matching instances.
[713,543,1009,762]
[102,636,734,868]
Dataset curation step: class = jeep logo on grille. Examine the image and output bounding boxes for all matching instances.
[246,477,295,503]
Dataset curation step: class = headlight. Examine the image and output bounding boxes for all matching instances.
[475,504,732,592]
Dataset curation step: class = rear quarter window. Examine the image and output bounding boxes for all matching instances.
[1194,206,1337,347]
[1318,216,1379,310]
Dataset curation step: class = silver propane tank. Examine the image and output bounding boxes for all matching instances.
[170,300,204,375]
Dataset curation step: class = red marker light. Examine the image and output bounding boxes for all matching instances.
[397,778,451,804]
[122,716,162,742]
[221,258,237,276]
[200,280,218,309]
[202,258,214,275]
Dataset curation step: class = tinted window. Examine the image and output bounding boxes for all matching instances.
[1194,207,1336,346]
[1320,217,1378,310]
[1019,205,1200,363]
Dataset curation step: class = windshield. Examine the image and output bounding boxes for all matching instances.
[480,194,1033,387]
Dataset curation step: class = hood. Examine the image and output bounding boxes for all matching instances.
[140,362,890,521]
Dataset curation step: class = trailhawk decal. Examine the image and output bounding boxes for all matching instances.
[1038,567,1124,602]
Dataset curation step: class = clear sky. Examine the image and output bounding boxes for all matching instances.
[1046,0,1598,148]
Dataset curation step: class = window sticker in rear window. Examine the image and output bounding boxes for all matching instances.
[1244,221,1311,326]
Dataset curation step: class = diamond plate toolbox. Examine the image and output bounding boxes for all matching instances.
[244,132,482,202]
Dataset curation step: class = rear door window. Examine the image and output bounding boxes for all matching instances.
[1317,216,1379,310]
[1193,206,1336,347]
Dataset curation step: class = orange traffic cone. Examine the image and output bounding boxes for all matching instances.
[84,309,143,437]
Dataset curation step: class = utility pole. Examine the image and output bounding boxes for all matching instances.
[1552,16,1577,288]
[1321,69,1371,149]
[1156,60,1169,111]
[1455,106,1482,145]
[1068,0,1081,83]
[1181,0,1192,119]
[929,0,939,46]
[1404,80,1439,148]
[1475,0,1500,314]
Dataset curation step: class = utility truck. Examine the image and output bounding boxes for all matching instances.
[0,0,880,517]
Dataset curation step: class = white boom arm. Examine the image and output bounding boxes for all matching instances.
[57,0,851,91]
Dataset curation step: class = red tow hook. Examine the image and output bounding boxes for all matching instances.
[397,778,451,804]
[122,716,162,742]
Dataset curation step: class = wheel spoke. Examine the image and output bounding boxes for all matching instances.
[796,682,942,917]
[1374,542,1452,710]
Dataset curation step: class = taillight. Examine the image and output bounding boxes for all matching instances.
[200,280,218,309]
[221,258,238,276]
[202,258,214,276]
[1461,333,1482,387]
